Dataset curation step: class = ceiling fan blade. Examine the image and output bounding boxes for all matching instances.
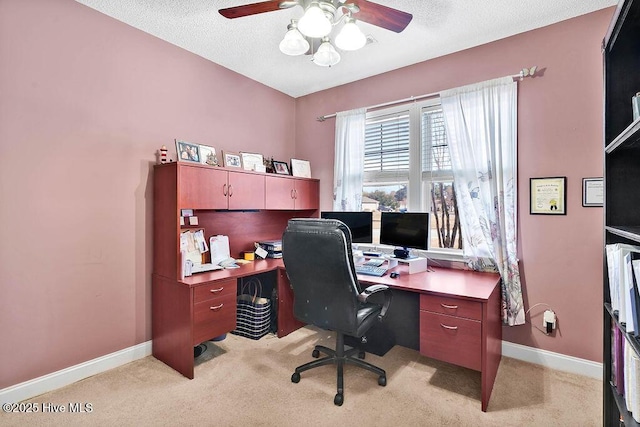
[353,0,413,33]
[219,1,288,19]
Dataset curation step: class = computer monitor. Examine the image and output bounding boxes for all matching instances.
[320,211,373,244]
[380,212,429,257]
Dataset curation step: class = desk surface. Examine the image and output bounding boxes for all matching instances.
[180,258,500,302]
[359,265,500,301]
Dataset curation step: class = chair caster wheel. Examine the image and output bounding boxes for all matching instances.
[358,351,366,359]
[378,375,386,386]
[334,393,344,406]
[291,372,300,383]
[312,349,320,358]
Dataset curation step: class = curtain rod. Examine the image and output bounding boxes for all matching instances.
[316,66,539,122]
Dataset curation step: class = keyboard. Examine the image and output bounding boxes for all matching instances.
[191,263,223,274]
[364,258,385,267]
[355,265,388,277]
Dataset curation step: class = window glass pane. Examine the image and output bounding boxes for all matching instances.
[428,181,462,250]
[363,183,407,244]
[365,113,410,172]
[421,108,451,172]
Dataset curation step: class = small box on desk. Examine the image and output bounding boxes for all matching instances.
[388,256,427,274]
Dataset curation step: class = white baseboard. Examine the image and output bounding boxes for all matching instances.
[502,341,602,380]
[0,339,602,403]
[0,341,152,404]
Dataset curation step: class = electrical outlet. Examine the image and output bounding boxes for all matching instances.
[543,310,556,333]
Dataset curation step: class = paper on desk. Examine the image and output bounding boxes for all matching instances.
[210,235,231,265]
[193,229,208,253]
[181,231,203,265]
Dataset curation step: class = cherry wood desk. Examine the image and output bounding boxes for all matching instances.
[359,264,502,412]
[152,260,501,412]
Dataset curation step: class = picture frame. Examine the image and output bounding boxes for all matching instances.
[199,144,219,166]
[222,151,243,168]
[175,139,201,163]
[272,160,290,175]
[530,176,567,215]
[290,158,311,178]
[240,152,265,172]
[582,177,604,207]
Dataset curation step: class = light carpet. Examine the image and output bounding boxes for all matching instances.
[0,326,601,426]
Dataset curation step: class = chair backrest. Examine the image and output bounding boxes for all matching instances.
[282,218,362,335]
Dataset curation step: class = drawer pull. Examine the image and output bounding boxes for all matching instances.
[209,303,224,311]
[440,303,458,310]
[209,287,224,294]
[440,323,458,330]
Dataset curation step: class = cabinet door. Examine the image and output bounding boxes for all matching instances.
[178,166,228,209]
[294,179,319,210]
[228,170,265,210]
[265,175,295,210]
[277,270,304,337]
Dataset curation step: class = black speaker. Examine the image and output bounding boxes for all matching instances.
[393,248,410,259]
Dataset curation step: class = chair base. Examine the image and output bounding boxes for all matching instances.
[291,332,386,406]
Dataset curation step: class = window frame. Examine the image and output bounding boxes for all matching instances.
[362,98,464,260]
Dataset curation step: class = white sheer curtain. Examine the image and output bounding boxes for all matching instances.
[440,77,525,326]
[333,108,366,211]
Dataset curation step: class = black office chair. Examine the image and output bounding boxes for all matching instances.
[282,218,392,406]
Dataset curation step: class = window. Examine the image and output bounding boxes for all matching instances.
[362,100,462,253]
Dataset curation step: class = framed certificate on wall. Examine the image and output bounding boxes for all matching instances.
[530,176,566,215]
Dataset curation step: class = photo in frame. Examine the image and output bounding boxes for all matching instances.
[530,176,567,215]
[272,160,290,175]
[175,139,201,163]
[222,151,243,168]
[199,145,219,166]
[240,152,265,172]
[582,177,603,207]
[290,158,311,178]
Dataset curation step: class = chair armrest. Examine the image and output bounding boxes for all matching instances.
[358,284,393,320]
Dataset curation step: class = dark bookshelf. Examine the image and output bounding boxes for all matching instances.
[604,1,640,425]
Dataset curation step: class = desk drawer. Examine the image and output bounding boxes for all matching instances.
[420,294,481,321]
[193,293,237,345]
[419,311,481,371]
[193,279,236,304]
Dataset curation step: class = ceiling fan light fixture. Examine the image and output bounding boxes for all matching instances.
[279,20,310,56]
[313,37,340,67]
[298,2,332,38]
[335,17,366,51]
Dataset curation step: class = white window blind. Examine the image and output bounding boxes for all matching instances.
[364,113,410,172]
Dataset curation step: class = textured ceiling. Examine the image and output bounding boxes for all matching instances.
[74,0,617,98]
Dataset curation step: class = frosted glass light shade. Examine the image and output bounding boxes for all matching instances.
[313,38,340,67]
[298,2,332,38]
[335,19,366,51]
[279,25,309,56]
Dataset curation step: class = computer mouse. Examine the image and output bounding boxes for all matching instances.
[390,272,399,279]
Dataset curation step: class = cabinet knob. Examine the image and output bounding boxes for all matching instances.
[441,303,458,310]
[228,185,233,197]
[209,303,224,311]
[223,184,228,196]
[209,287,224,294]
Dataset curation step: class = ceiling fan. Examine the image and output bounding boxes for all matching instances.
[219,1,413,67]
[219,1,412,33]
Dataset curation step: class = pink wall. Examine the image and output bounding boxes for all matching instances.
[0,0,295,388]
[295,9,612,362]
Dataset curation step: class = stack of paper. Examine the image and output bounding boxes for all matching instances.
[605,243,640,330]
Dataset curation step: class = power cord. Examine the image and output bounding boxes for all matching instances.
[525,302,557,335]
